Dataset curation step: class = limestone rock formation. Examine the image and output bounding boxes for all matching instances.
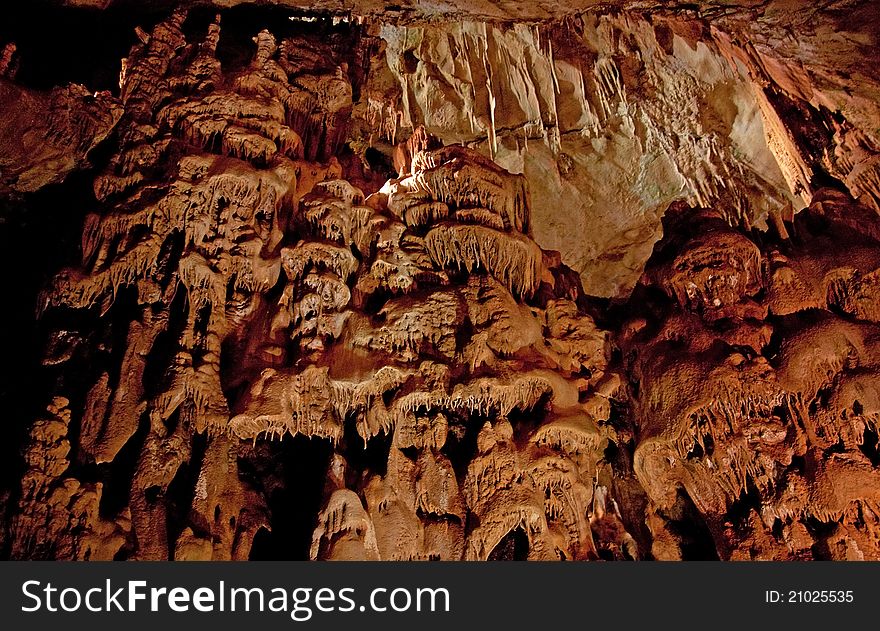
[1,2,879,561]
[3,11,630,561]
[622,190,880,560]
[0,75,121,197]
[360,17,797,297]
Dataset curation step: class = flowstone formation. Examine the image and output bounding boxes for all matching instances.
[6,12,634,561]
[622,190,880,560]
[2,3,880,561]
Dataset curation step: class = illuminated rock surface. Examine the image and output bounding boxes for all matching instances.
[1,1,879,560]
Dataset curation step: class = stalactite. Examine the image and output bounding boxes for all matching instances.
[8,2,880,563]
[425,224,543,298]
[624,192,880,559]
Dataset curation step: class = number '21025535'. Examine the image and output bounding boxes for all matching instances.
[765,590,854,603]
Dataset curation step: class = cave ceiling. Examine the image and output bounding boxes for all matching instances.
[1,0,879,561]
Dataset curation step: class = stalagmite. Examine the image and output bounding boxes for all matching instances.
[4,1,880,563]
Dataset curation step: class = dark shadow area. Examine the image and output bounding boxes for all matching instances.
[0,1,171,92]
[241,435,333,560]
[488,528,529,561]
[0,167,103,555]
[665,489,721,561]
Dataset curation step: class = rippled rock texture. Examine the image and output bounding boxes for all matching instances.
[1,2,879,560]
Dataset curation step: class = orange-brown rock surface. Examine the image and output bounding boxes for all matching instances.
[1,2,879,560]
[619,190,880,559]
[0,78,121,197]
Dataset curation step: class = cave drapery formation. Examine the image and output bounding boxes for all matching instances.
[1,1,880,561]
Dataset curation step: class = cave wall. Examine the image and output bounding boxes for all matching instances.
[1,1,879,561]
[362,17,796,297]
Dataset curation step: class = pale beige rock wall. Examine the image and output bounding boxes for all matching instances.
[367,17,797,296]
